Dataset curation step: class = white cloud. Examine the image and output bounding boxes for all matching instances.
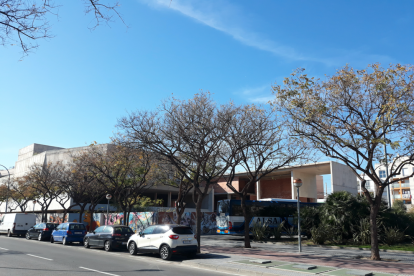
[140,0,397,67]
[240,84,270,96]
[249,95,274,104]
[142,0,332,64]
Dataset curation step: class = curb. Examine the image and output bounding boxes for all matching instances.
[185,262,287,276]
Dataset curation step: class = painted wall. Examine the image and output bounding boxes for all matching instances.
[103,212,158,234]
[158,211,217,234]
[331,161,358,195]
[291,171,317,201]
[259,178,291,199]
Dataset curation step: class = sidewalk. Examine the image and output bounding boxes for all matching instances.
[168,236,414,276]
[184,245,413,276]
[200,235,414,265]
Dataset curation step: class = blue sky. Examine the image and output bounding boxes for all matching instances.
[1,0,413,170]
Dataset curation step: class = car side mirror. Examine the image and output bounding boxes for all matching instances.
[139,232,143,237]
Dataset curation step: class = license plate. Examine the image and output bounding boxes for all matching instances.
[75,232,82,235]
[122,242,127,245]
[183,240,191,244]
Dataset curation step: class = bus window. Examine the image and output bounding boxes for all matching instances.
[217,200,230,215]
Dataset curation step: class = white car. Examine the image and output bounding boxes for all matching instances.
[127,224,198,260]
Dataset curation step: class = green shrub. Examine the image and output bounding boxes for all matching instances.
[382,226,407,246]
[251,220,270,241]
[310,224,328,245]
[352,218,371,245]
[283,224,298,239]
[269,221,285,240]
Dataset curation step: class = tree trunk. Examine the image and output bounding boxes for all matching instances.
[126,209,131,226]
[175,206,184,225]
[195,197,203,253]
[88,206,96,232]
[79,204,86,223]
[123,208,128,226]
[370,203,381,260]
[241,195,251,248]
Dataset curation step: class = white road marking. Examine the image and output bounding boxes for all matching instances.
[0,247,9,250]
[79,267,120,276]
[27,254,53,261]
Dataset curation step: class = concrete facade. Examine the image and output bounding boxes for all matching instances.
[1,143,215,214]
[215,161,358,206]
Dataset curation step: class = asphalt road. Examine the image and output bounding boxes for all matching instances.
[0,235,232,276]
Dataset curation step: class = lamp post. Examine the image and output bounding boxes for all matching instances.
[0,164,11,213]
[293,178,303,253]
[32,200,37,214]
[106,194,112,225]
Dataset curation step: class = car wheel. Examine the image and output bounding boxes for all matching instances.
[50,236,54,243]
[104,241,112,252]
[84,238,90,248]
[7,230,12,237]
[62,237,67,246]
[38,233,43,241]
[129,241,137,255]
[160,245,172,260]
[26,233,31,240]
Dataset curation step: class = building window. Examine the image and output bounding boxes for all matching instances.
[365,180,371,190]
[402,168,408,176]
[379,170,386,178]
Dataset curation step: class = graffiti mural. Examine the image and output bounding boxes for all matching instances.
[157,212,217,234]
[128,212,157,233]
[48,213,68,224]
[103,212,157,233]
[83,212,101,231]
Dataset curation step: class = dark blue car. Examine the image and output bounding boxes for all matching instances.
[51,222,86,245]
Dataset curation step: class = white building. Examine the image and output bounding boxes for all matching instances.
[357,160,414,208]
[0,143,214,214]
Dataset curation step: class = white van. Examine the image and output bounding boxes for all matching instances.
[0,213,37,237]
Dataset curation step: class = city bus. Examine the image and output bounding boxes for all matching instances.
[216,198,319,235]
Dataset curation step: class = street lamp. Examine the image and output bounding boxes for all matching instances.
[32,200,37,214]
[106,194,112,225]
[293,178,303,253]
[0,164,11,214]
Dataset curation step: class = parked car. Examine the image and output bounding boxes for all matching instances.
[83,225,134,251]
[51,222,86,245]
[26,223,59,241]
[0,213,36,237]
[127,224,197,260]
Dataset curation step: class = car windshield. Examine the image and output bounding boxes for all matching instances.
[172,227,193,234]
[46,224,58,229]
[69,224,85,230]
[113,227,134,234]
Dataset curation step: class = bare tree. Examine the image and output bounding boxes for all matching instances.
[221,105,310,248]
[117,92,240,253]
[163,166,194,224]
[273,63,414,260]
[25,162,64,222]
[0,0,124,55]
[7,177,36,212]
[75,144,157,226]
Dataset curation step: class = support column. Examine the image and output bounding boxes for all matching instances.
[256,180,261,200]
[168,192,171,207]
